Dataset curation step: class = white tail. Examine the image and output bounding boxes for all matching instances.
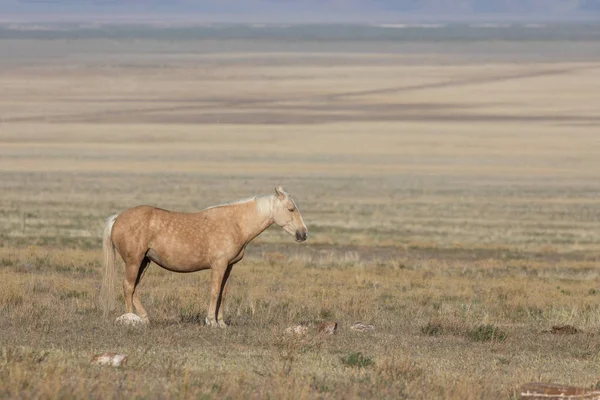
[100,214,119,318]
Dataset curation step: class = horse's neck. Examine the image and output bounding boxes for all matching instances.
[239,196,273,244]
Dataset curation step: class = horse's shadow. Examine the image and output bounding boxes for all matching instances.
[148,315,233,328]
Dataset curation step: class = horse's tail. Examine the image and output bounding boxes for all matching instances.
[100,213,119,318]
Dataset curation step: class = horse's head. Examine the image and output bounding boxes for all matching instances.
[272,186,308,243]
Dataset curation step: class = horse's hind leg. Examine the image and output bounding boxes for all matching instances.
[122,256,149,322]
[122,264,137,315]
[132,257,151,322]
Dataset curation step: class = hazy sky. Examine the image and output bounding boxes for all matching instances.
[1,0,599,22]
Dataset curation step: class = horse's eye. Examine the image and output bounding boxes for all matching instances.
[288,207,295,212]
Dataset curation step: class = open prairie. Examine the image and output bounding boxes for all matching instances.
[1,24,600,399]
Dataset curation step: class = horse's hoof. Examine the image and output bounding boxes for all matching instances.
[218,321,228,328]
[115,313,147,326]
[205,317,219,327]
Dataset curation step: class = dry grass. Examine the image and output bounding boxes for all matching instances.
[1,35,600,399]
[1,247,600,399]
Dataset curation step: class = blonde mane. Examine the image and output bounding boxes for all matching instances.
[202,195,273,218]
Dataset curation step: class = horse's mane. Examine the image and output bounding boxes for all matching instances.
[202,196,257,211]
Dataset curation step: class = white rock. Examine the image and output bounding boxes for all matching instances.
[115,313,147,326]
[91,353,128,367]
[350,322,375,332]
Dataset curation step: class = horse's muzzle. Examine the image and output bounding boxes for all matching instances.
[295,230,308,242]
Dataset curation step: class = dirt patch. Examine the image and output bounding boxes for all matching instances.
[542,325,580,335]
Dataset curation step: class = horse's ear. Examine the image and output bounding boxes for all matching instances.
[275,186,287,200]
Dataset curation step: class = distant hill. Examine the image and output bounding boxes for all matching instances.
[1,0,599,21]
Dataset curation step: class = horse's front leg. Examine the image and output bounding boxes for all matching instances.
[206,260,228,328]
[216,264,233,328]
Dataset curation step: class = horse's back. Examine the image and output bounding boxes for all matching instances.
[115,205,159,228]
[121,205,173,217]
[114,205,191,234]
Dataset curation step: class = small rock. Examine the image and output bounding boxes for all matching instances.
[91,353,127,367]
[115,313,147,326]
[317,321,338,335]
[350,322,375,332]
[285,324,309,335]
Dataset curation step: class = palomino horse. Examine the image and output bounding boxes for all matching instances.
[100,186,308,327]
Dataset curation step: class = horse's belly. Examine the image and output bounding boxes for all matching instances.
[146,248,210,273]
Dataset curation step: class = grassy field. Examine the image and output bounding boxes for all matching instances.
[1,28,600,399]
